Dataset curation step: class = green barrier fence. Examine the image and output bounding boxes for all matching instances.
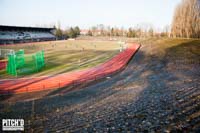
[6,49,45,76]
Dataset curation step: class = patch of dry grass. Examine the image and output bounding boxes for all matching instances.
[0,40,120,78]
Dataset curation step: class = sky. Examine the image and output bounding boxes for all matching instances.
[0,0,181,30]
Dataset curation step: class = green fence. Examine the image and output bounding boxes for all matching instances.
[6,49,45,76]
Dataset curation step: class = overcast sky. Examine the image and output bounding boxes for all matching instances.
[0,0,181,30]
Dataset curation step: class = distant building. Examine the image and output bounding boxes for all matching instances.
[92,30,101,36]
[80,30,89,35]
[80,29,102,36]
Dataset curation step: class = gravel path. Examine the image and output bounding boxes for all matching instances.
[0,39,199,132]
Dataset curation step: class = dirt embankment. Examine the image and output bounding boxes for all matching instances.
[0,38,199,132]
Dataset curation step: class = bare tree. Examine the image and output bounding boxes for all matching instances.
[171,0,200,38]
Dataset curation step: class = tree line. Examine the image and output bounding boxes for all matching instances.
[171,0,200,38]
[87,25,169,38]
[55,26,80,40]
[54,23,170,39]
[54,0,199,39]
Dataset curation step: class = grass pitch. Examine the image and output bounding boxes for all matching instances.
[0,40,121,78]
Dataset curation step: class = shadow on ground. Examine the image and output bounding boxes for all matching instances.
[0,39,199,132]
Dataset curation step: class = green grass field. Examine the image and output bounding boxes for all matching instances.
[1,38,199,79]
[0,40,121,78]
